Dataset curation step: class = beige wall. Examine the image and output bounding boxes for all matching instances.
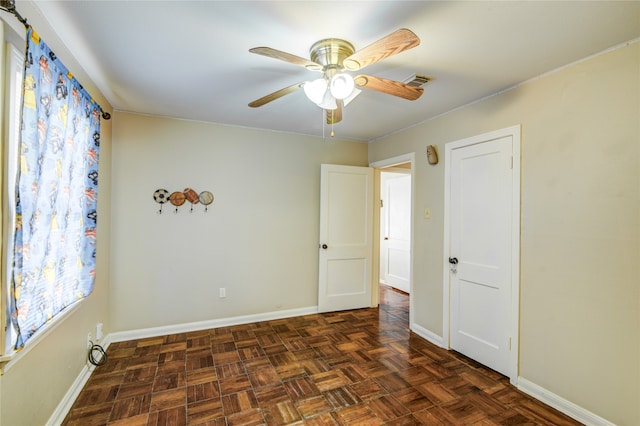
[1,4,637,424]
[369,42,639,425]
[0,5,113,425]
[110,113,368,332]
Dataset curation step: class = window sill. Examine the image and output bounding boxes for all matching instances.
[1,301,82,374]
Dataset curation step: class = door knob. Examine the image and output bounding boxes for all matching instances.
[321,244,328,249]
[448,257,458,265]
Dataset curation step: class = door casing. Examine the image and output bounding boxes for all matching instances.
[370,153,415,324]
[443,125,521,384]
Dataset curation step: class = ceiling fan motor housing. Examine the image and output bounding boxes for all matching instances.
[309,38,355,74]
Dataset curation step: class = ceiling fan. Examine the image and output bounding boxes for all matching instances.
[248,28,425,125]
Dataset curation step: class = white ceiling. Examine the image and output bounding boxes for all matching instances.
[29,1,640,142]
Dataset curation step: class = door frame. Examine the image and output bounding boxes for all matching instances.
[442,125,521,384]
[370,153,415,325]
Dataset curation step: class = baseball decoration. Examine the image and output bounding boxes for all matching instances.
[199,191,214,212]
[153,188,170,213]
[153,188,213,214]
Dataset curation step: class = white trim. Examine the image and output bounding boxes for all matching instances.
[518,377,616,426]
[46,334,113,426]
[109,306,318,343]
[369,153,415,170]
[442,125,521,385]
[0,301,82,373]
[370,152,415,328]
[410,322,446,349]
[1,41,25,358]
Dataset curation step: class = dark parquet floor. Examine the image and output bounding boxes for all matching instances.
[63,285,582,425]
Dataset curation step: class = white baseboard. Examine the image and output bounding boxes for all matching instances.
[410,322,446,348]
[46,335,113,426]
[109,306,318,343]
[517,377,615,426]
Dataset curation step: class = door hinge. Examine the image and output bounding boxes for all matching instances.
[380,199,384,208]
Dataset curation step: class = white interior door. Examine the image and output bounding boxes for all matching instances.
[448,132,517,378]
[318,164,374,313]
[380,172,411,293]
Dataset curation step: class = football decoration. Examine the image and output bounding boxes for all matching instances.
[184,187,199,212]
[153,188,170,213]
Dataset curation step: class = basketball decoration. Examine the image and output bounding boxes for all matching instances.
[153,188,169,213]
[169,191,186,213]
[153,188,213,214]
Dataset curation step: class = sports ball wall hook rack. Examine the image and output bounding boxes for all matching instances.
[153,188,214,214]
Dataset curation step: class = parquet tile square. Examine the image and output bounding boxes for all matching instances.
[62,285,582,425]
[149,387,187,412]
[153,371,186,392]
[187,381,220,404]
[116,381,155,400]
[295,395,333,419]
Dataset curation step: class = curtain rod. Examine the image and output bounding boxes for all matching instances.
[0,0,27,28]
[0,0,111,120]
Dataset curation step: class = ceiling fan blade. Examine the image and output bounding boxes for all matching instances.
[343,28,420,71]
[249,47,323,71]
[326,100,343,124]
[248,83,303,108]
[354,75,423,101]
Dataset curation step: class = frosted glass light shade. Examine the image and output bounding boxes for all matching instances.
[317,91,337,110]
[329,73,355,99]
[303,78,328,105]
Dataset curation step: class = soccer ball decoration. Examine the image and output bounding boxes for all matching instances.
[153,188,213,214]
[153,189,169,213]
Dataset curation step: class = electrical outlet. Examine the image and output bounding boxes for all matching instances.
[96,323,103,341]
[87,332,92,349]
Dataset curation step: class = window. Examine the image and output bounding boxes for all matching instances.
[2,34,25,355]
[2,25,102,356]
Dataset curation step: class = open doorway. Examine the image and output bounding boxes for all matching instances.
[371,154,414,326]
[380,166,411,294]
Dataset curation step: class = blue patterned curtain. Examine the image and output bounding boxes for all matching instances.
[9,28,101,349]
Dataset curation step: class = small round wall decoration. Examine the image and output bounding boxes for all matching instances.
[169,191,186,212]
[199,190,214,212]
[153,188,170,213]
[184,187,199,212]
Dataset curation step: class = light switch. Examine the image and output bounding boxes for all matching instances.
[424,208,431,219]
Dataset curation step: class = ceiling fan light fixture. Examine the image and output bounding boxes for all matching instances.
[304,78,328,105]
[329,73,355,99]
[317,90,337,110]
